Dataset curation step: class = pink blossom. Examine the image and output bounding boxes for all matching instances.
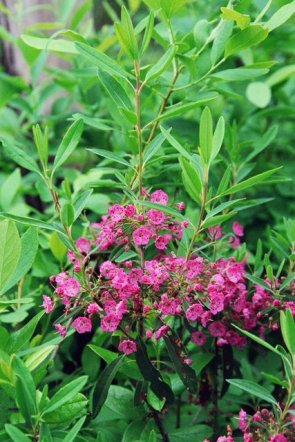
[133,227,152,246]
[76,237,91,254]
[146,329,153,338]
[147,209,165,225]
[208,321,227,337]
[100,261,117,278]
[54,323,67,337]
[118,339,137,355]
[238,409,248,431]
[86,303,102,314]
[229,236,241,248]
[42,295,54,314]
[56,276,81,298]
[72,316,92,333]
[177,202,185,211]
[191,331,206,346]
[269,435,288,442]
[233,221,244,237]
[101,313,121,332]
[184,358,193,365]
[150,190,169,205]
[155,234,171,250]
[125,204,136,217]
[208,225,222,240]
[159,293,180,316]
[155,325,170,340]
[185,303,204,321]
[108,204,126,221]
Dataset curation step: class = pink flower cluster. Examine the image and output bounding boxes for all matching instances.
[44,189,295,355]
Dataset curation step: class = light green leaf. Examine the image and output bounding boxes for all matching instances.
[280,309,295,355]
[140,11,154,56]
[75,42,129,79]
[98,70,132,110]
[246,82,271,108]
[199,107,213,165]
[212,116,225,160]
[42,376,88,415]
[157,94,218,121]
[8,311,44,353]
[202,212,236,229]
[160,126,191,160]
[1,227,38,295]
[211,20,233,65]
[1,138,41,176]
[52,119,84,175]
[21,34,77,53]
[25,345,56,371]
[227,379,277,405]
[266,65,295,87]
[62,416,86,442]
[225,25,269,58]
[221,7,251,29]
[265,1,295,32]
[0,213,66,235]
[5,424,31,442]
[60,203,75,227]
[212,67,269,81]
[120,5,138,59]
[179,156,203,205]
[73,189,93,220]
[145,46,176,82]
[49,231,67,261]
[0,219,21,292]
[88,148,131,167]
[143,133,165,165]
[44,393,87,424]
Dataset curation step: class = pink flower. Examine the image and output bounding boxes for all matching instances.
[150,190,169,205]
[86,303,102,314]
[147,209,165,225]
[208,321,227,337]
[72,316,92,333]
[108,204,126,222]
[155,234,171,250]
[118,339,137,355]
[155,325,170,340]
[42,295,54,314]
[76,237,91,254]
[133,227,152,246]
[269,435,288,442]
[177,202,185,211]
[125,204,136,217]
[146,329,153,339]
[101,313,121,332]
[238,409,248,431]
[191,331,206,346]
[54,323,67,337]
[184,358,193,365]
[229,236,241,248]
[233,221,244,237]
[56,277,81,297]
[185,303,204,321]
[208,225,222,240]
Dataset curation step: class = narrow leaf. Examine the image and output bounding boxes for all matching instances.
[227,379,277,405]
[42,376,88,415]
[52,119,84,175]
[0,219,21,291]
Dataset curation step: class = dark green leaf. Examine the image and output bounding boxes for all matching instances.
[8,311,44,353]
[227,379,277,405]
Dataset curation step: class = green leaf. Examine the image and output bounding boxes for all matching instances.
[192,353,214,375]
[227,379,277,405]
[157,94,218,121]
[92,356,125,417]
[136,337,174,404]
[266,65,295,87]
[13,357,36,424]
[202,212,236,229]
[221,7,250,29]
[0,168,21,211]
[160,126,191,161]
[140,11,154,56]
[225,25,269,58]
[49,231,67,261]
[44,393,87,424]
[246,81,272,108]
[169,425,213,442]
[5,424,31,442]
[0,219,21,292]
[211,20,233,65]
[25,345,56,371]
[138,200,185,220]
[75,42,129,79]
[205,199,244,219]
[98,70,132,110]
[60,203,75,227]
[147,388,165,411]
[73,189,93,220]
[280,309,295,355]
[211,67,269,81]
[121,5,138,59]
[179,156,203,205]
[145,46,176,82]
[8,311,44,353]
[62,416,86,442]
[0,213,66,235]
[217,167,281,197]
[199,107,213,165]
[143,133,165,165]
[42,376,88,415]
[21,34,77,53]
[245,125,278,163]
[265,1,295,32]
[33,124,48,168]
[1,138,41,176]
[88,148,131,167]
[52,119,84,175]
[1,227,38,295]
[212,116,225,160]
[164,335,198,394]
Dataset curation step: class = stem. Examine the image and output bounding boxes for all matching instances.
[135,61,143,196]
[176,394,182,429]
[212,341,219,439]
[150,407,170,442]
